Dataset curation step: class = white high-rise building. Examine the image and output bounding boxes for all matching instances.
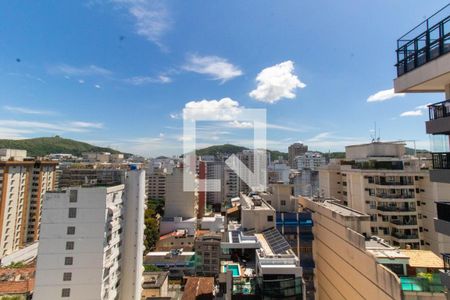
[34,169,145,300]
[295,151,326,171]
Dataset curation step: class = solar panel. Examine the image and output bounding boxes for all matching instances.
[262,228,292,254]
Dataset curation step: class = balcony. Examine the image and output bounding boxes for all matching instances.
[440,253,450,289]
[426,100,450,135]
[434,202,450,235]
[396,11,450,77]
[394,4,450,93]
[391,232,419,241]
[430,153,450,183]
[390,219,418,228]
[377,206,416,215]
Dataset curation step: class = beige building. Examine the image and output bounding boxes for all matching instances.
[240,192,275,233]
[319,142,450,254]
[164,167,197,219]
[299,196,446,300]
[141,271,168,299]
[288,143,308,168]
[194,232,222,276]
[146,171,166,200]
[0,151,57,258]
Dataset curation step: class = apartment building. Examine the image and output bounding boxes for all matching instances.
[33,169,145,300]
[288,143,308,169]
[392,4,450,292]
[58,166,125,188]
[299,196,446,300]
[194,232,222,276]
[240,192,275,233]
[319,142,450,253]
[164,167,197,220]
[0,150,57,258]
[236,149,267,194]
[146,171,166,200]
[295,151,326,171]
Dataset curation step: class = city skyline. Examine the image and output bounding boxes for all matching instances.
[1,0,448,157]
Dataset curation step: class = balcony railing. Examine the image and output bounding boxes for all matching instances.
[396,4,450,77]
[377,206,416,212]
[392,233,419,240]
[390,219,418,226]
[432,152,450,169]
[429,100,450,120]
[436,202,450,222]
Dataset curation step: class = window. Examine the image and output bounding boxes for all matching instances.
[64,257,73,265]
[63,272,72,281]
[267,216,273,222]
[61,288,70,297]
[66,241,74,250]
[281,200,286,206]
[68,208,77,218]
[69,190,77,203]
[67,226,75,235]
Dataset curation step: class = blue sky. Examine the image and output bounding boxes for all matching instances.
[0,0,447,156]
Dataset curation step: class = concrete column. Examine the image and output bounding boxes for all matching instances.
[445,84,450,99]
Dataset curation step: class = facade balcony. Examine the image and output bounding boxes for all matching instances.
[391,232,420,242]
[430,153,450,183]
[375,193,415,200]
[390,219,418,229]
[426,100,450,135]
[440,253,450,289]
[434,202,450,235]
[394,4,450,93]
[377,206,416,215]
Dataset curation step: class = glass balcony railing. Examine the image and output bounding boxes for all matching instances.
[432,152,450,169]
[429,100,450,120]
[396,4,450,77]
[436,202,450,222]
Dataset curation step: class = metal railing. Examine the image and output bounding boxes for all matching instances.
[429,100,450,120]
[391,219,418,226]
[396,4,450,77]
[432,152,450,169]
[392,233,419,240]
[377,206,416,212]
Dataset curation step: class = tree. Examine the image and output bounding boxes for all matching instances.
[144,208,159,253]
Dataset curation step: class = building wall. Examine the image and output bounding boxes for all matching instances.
[164,168,197,219]
[34,185,125,300]
[299,198,402,300]
[0,161,56,258]
[120,170,146,300]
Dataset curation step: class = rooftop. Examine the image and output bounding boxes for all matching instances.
[142,271,169,289]
[181,277,215,300]
[400,250,444,269]
[240,193,274,211]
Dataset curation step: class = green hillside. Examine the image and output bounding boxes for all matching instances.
[0,136,124,157]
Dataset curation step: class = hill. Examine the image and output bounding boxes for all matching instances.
[196,144,288,160]
[196,144,348,161]
[0,136,125,157]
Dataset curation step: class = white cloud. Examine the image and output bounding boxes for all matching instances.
[249,60,306,104]
[400,110,423,117]
[48,64,112,77]
[229,120,253,128]
[183,54,243,82]
[111,0,172,49]
[307,132,332,142]
[4,105,55,115]
[367,88,405,102]
[125,74,171,85]
[78,79,85,84]
[69,121,104,129]
[95,84,101,89]
[183,98,242,120]
[415,103,431,110]
[0,120,104,134]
